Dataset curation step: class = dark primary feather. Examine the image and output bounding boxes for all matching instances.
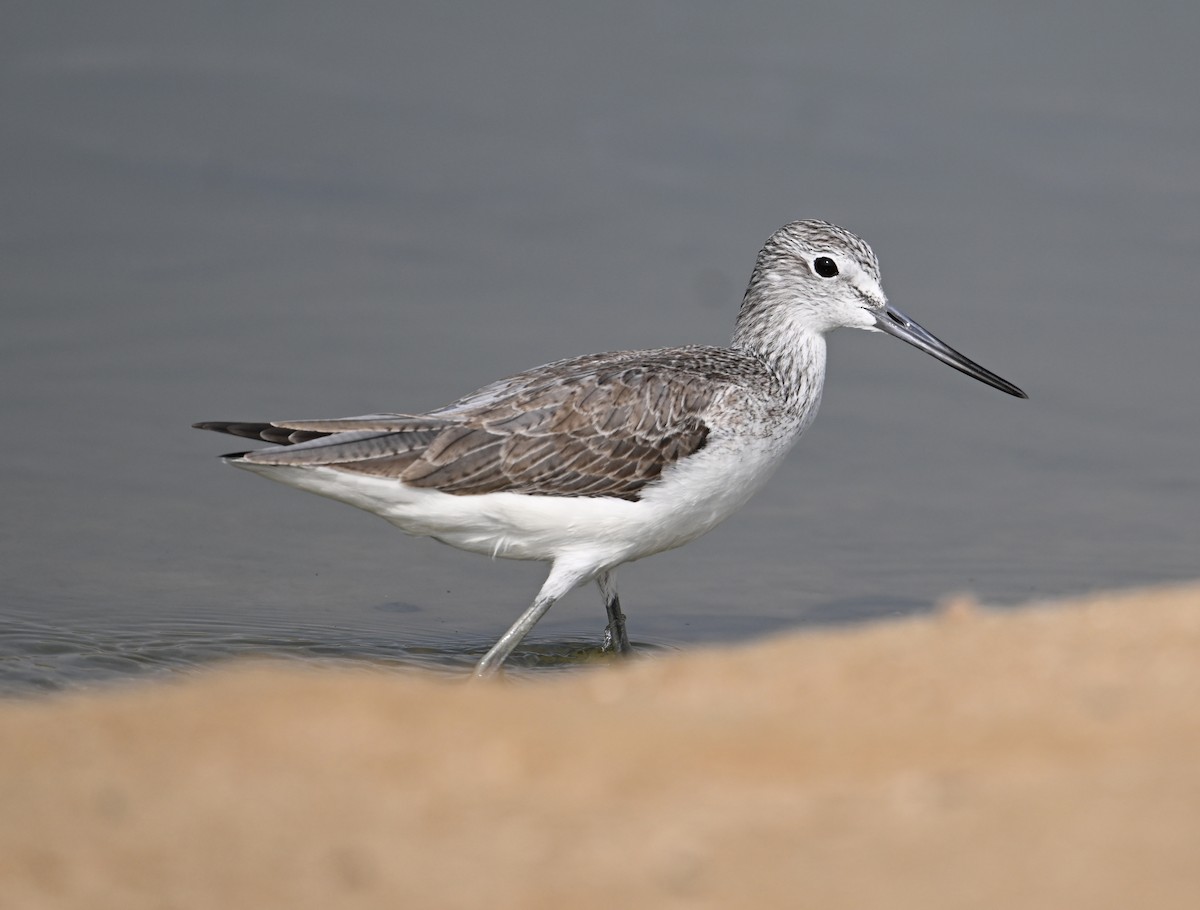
[191,346,778,501]
[191,421,330,445]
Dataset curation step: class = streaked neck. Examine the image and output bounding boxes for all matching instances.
[732,290,827,411]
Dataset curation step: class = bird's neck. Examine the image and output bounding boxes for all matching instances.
[732,290,827,410]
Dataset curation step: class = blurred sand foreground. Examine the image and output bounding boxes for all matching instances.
[3,584,1200,909]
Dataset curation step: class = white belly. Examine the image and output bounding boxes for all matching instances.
[233,429,796,569]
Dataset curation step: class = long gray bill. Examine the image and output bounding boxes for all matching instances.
[874,304,1027,399]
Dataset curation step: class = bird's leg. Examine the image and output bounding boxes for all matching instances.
[473,562,586,678]
[597,571,631,655]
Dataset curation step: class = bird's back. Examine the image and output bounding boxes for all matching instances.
[198,344,796,504]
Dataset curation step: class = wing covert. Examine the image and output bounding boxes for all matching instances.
[351,364,717,500]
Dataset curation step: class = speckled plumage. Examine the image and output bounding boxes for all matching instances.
[196,220,1025,676]
[200,345,811,501]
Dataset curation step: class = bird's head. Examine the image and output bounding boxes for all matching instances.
[736,220,1026,398]
[745,219,886,333]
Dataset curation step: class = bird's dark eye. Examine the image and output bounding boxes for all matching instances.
[813,257,839,278]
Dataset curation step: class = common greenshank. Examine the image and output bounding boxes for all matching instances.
[195,220,1026,676]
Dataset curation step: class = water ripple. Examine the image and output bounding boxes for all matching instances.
[0,614,668,696]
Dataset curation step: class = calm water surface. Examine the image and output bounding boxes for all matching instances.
[3,4,1198,693]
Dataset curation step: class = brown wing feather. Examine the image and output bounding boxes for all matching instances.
[343,366,714,501]
[199,346,766,501]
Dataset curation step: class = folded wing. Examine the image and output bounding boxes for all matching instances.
[195,355,722,501]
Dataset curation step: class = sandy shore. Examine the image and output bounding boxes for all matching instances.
[3,583,1199,909]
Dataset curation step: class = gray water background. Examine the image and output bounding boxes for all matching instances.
[3,3,1198,692]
